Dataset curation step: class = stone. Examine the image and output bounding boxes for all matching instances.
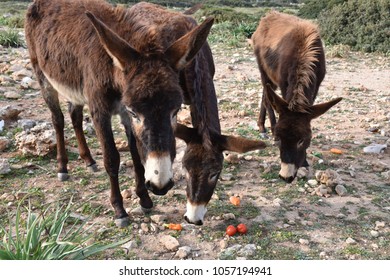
[140,223,149,233]
[0,105,22,120]
[0,136,10,151]
[375,221,385,230]
[0,158,11,175]
[238,244,257,257]
[121,189,132,199]
[15,122,56,156]
[122,240,138,253]
[307,179,318,187]
[4,91,21,99]
[346,237,357,245]
[299,238,310,245]
[160,235,180,251]
[363,144,387,154]
[20,77,34,89]
[11,69,33,81]
[335,185,348,196]
[370,230,379,238]
[222,213,235,220]
[130,207,145,216]
[176,246,192,259]
[150,214,167,224]
[17,119,37,131]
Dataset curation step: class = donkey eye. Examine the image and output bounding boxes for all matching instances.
[126,107,139,120]
[172,108,181,119]
[208,172,220,183]
[297,139,305,148]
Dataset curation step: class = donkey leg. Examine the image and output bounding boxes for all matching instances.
[91,109,129,227]
[129,131,153,211]
[258,89,267,133]
[68,103,97,172]
[40,84,69,181]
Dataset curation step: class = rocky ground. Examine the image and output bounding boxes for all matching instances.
[0,36,389,259]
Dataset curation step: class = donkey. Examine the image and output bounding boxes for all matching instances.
[25,0,215,227]
[252,11,342,183]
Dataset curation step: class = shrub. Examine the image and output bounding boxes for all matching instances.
[0,200,128,260]
[0,29,23,48]
[298,0,347,19]
[318,0,390,53]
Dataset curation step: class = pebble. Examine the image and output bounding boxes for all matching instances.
[150,214,167,224]
[160,235,180,251]
[370,230,379,238]
[238,244,257,257]
[375,221,385,230]
[335,185,348,196]
[345,237,357,245]
[175,246,192,259]
[319,251,327,259]
[273,198,283,207]
[363,144,387,154]
[130,207,145,216]
[122,240,138,253]
[17,119,37,131]
[307,179,318,187]
[4,91,21,99]
[0,136,10,151]
[121,189,132,199]
[299,238,310,245]
[140,223,149,233]
[222,213,235,220]
[0,158,11,175]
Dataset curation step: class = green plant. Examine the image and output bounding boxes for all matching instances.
[0,29,23,48]
[0,200,129,260]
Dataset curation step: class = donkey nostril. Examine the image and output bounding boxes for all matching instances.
[154,170,158,175]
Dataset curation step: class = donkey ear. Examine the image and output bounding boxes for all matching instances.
[217,134,266,153]
[165,17,214,70]
[264,84,288,114]
[85,11,139,71]
[310,97,342,119]
[174,123,199,143]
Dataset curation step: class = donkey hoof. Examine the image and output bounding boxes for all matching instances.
[57,173,69,181]
[87,163,98,173]
[141,206,152,214]
[115,216,130,228]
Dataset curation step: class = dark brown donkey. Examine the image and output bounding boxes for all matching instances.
[252,11,342,183]
[25,0,215,227]
[25,0,265,227]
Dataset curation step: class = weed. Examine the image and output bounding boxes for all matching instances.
[0,28,23,47]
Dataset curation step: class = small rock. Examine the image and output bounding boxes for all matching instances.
[346,237,357,245]
[224,153,239,164]
[150,214,167,224]
[363,144,387,154]
[20,77,34,89]
[17,119,37,131]
[319,251,327,259]
[375,221,385,230]
[238,244,257,257]
[130,207,145,216]
[160,235,180,251]
[273,198,283,207]
[296,167,309,179]
[11,69,33,81]
[370,230,379,238]
[140,223,149,233]
[221,173,234,181]
[307,179,318,187]
[299,238,310,245]
[219,239,228,250]
[0,136,10,151]
[0,158,11,175]
[176,246,192,259]
[222,213,236,220]
[122,240,138,252]
[0,105,22,120]
[4,91,21,99]
[335,185,348,196]
[121,189,132,199]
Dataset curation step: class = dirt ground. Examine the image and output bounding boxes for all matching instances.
[0,38,389,260]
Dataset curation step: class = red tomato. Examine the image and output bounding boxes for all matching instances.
[226,225,237,236]
[236,223,248,234]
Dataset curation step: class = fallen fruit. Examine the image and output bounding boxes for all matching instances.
[330,148,343,154]
[229,196,240,206]
[226,225,237,236]
[164,223,182,231]
[236,223,248,234]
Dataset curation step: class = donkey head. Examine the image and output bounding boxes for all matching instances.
[86,12,214,195]
[175,124,266,225]
[266,88,342,183]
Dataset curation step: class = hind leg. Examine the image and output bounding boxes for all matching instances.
[258,68,277,134]
[68,103,97,172]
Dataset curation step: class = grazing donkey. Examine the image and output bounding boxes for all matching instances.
[25,0,265,226]
[252,11,342,183]
[25,0,215,227]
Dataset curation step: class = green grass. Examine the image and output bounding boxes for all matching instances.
[0,28,23,47]
[0,199,129,260]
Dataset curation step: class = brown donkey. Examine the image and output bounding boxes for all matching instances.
[25,0,215,227]
[252,11,342,183]
[25,0,265,226]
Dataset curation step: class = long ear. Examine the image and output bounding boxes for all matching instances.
[85,11,139,70]
[217,134,267,153]
[310,97,342,119]
[174,123,200,144]
[165,17,214,70]
[264,84,288,114]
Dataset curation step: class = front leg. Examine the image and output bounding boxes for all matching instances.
[91,109,129,227]
[129,132,153,210]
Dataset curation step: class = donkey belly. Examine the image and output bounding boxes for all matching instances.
[42,71,87,106]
